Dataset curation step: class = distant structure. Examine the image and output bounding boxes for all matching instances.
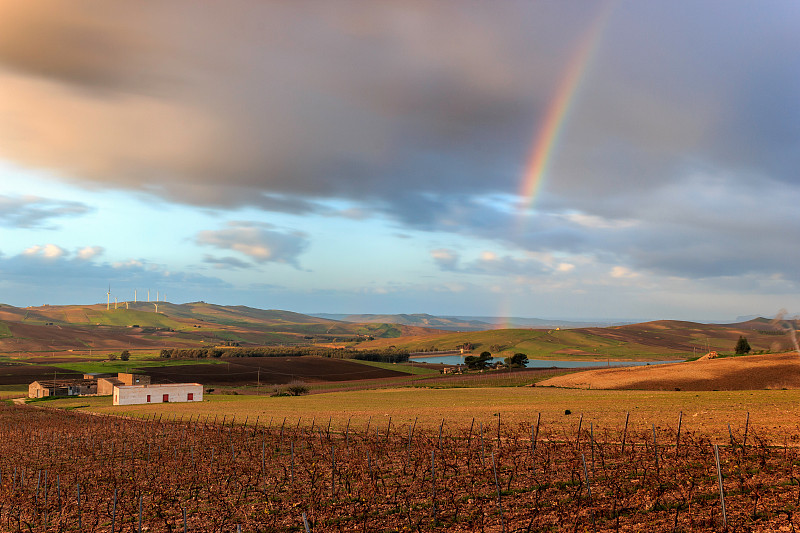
[113,383,203,406]
[97,373,151,395]
[29,378,98,398]
[106,285,111,310]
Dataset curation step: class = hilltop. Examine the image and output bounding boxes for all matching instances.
[0,302,440,354]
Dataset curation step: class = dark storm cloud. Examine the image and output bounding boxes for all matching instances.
[1,0,799,286]
[0,195,92,228]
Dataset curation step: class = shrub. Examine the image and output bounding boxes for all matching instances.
[120,350,130,361]
[286,382,310,396]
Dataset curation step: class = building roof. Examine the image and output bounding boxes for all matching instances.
[31,379,96,388]
[114,383,202,390]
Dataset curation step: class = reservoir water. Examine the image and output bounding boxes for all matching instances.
[408,355,684,367]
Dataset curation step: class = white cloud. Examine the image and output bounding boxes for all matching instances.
[610,266,638,279]
[77,246,103,260]
[23,243,66,259]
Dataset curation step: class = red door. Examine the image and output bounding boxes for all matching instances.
[188,393,194,401]
[163,394,169,402]
[146,395,151,403]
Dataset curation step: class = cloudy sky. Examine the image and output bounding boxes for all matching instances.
[1,0,798,321]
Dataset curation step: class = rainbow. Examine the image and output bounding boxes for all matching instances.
[517,3,614,217]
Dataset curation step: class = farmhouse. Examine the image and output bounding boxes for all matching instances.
[28,378,98,398]
[113,383,203,406]
[97,372,151,395]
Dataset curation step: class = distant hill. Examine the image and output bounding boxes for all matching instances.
[310,313,630,330]
[312,313,494,331]
[1,302,795,362]
[0,302,438,353]
[355,318,799,361]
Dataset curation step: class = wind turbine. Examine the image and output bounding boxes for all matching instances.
[106,285,111,310]
[147,289,150,302]
[114,297,118,310]
[153,302,159,314]
[134,289,137,303]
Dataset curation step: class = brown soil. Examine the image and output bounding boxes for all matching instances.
[0,364,81,385]
[136,356,408,385]
[537,351,800,390]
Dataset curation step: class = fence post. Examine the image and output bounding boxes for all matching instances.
[714,444,728,531]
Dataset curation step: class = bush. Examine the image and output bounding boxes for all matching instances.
[286,382,310,396]
[120,350,130,361]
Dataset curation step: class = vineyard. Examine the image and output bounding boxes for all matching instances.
[1,405,800,531]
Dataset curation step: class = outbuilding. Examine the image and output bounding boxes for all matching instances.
[29,379,98,398]
[113,383,203,406]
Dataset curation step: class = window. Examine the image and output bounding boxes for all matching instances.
[146,395,151,403]
[163,394,169,402]
[188,393,194,401]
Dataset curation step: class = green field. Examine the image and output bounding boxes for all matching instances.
[48,357,224,375]
[43,386,800,441]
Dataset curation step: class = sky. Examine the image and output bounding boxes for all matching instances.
[0,0,799,322]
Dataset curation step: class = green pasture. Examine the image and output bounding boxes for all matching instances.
[49,357,223,375]
[41,386,800,441]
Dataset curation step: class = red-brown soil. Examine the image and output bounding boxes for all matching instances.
[538,352,800,390]
[0,363,81,385]
[136,356,408,385]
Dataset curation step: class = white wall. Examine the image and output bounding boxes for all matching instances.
[113,383,203,406]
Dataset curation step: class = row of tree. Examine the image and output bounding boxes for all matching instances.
[159,346,409,363]
[463,351,529,370]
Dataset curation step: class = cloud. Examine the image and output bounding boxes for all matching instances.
[77,246,104,260]
[0,0,799,300]
[0,195,92,228]
[23,244,67,259]
[202,255,253,270]
[195,221,309,267]
[430,248,459,271]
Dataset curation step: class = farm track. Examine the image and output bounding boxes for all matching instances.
[2,405,800,531]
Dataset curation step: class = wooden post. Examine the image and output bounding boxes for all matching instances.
[714,444,728,530]
[431,450,437,526]
[621,412,630,454]
[743,412,750,449]
[676,411,683,456]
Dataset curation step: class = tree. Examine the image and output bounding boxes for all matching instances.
[464,351,493,370]
[504,352,529,368]
[734,336,751,355]
[120,350,130,361]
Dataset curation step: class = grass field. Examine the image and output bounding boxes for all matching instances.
[44,386,800,441]
[48,357,224,375]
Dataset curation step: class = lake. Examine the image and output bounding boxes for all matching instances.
[408,355,684,367]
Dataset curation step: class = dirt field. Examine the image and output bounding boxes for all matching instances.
[0,363,81,385]
[538,351,800,390]
[137,356,409,385]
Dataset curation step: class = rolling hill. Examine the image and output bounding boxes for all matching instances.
[0,302,439,354]
[355,319,798,361]
[0,302,795,363]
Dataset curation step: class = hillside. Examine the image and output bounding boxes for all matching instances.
[538,351,800,391]
[356,319,798,360]
[0,302,434,354]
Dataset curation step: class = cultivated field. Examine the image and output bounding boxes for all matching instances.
[45,386,800,441]
[539,352,800,391]
[3,398,800,532]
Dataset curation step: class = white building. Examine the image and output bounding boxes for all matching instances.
[113,383,203,406]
